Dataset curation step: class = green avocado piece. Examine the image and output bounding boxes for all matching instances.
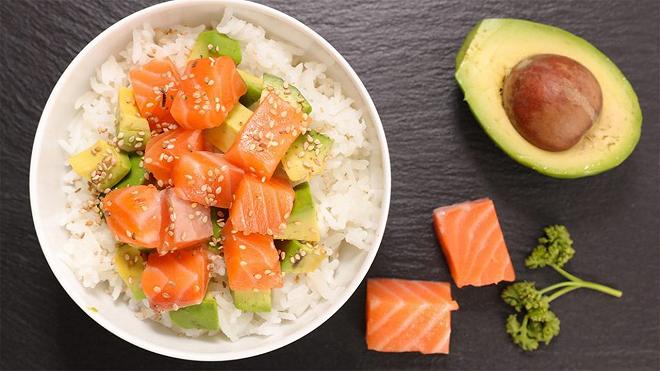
[204,103,253,152]
[114,153,148,188]
[262,73,312,114]
[116,87,150,152]
[114,244,146,300]
[68,140,131,192]
[188,30,241,65]
[276,182,320,242]
[169,296,220,330]
[232,290,272,312]
[279,240,326,273]
[207,207,224,250]
[238,70,264,108]
[455,19,642,178]
[282,130,332,183]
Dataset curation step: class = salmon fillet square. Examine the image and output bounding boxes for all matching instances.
[366,278,459,354]
[433,198,515,287]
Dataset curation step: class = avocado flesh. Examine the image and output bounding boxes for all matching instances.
[455,19,642,178]
[262,73,312,114]
[207,207,223,250]
[114,153,148,188]
[276,182,320,242]
[282,130,332,183]
[188,30,241,65]
[232,290,272,312]
[114,244,146,301]
[68,140,131,191]
[280,240,326,273]
[169,297,220,330]
[204,103,253,152]
[238,70,264,107]
[116,87,150,152]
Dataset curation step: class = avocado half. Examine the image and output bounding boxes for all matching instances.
[455,19,642,178]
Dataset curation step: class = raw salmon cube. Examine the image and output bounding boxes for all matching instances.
[228,175,295,236]
[222,220,283,291]
[433,198,515,287]
[366,278,459,354]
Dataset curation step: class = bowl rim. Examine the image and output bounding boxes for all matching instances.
[29,0,391,361]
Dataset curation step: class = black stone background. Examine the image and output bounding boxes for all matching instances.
[1,0,659,369]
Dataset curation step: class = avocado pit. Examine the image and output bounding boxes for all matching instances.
[502,54,603,152]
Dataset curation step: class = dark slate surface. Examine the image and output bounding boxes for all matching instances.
[1,0,659,369]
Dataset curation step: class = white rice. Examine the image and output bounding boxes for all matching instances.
[58,9,379,341]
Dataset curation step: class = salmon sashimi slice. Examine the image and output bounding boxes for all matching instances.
[128,58,180,132]
[143,128,205,185]
[228,175,295,236]
[170,56,246,130]
[366,278,459,354]
[159,189,213,253]
[433,198,515,288]
[102,185,162,248]
[141,246,210,311]
[222,220,282,291]
[225,92,311,179]
[171,151,244,207]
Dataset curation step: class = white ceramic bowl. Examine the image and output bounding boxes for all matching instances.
[30,0,390,362]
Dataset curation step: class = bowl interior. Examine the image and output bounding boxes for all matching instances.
[30,0,389,361]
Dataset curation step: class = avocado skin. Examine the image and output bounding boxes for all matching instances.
[189,30,241,65]
[114,153,148,188]
[114,244,146,301]
[232,290,272,312]
[169,297,220,330]
[238,70,264,107]
[262,73,312,114]
[454,18,642,178]
[277,182,320,242]
[279,240,325,273]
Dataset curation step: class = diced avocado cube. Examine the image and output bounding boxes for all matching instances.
[262,73,312,114]
[68,140,131,191]
[282,130,332,183]
[208,207,224,250]
[169,296,220,330]
[276,182,320,242]
[232,290,272,312]
[116,87,150,152]
[114,244,146,301]
[237,70,264,107]
[204,103,253,152]
[114,153,148,188]
[279,240,326,273]
[188,30,241,65]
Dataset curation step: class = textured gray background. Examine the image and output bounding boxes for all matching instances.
[1,0,659,369]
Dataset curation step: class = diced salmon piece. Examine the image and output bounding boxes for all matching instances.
[366,278,459,354]
[171,151,244,207]
[141,246,210,311]
[433,198,515,287]
[129,58,180,132]
[229,175,295,236]
[225,92,311,179]
[170,56,246,130]
[222,220,282,291]
[102,185,162,248]
[143,128,205,185]
[159,189,213,253]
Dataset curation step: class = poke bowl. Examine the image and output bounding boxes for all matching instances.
[29,0,390,361]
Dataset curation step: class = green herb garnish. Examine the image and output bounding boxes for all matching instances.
[502,225,622,351]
